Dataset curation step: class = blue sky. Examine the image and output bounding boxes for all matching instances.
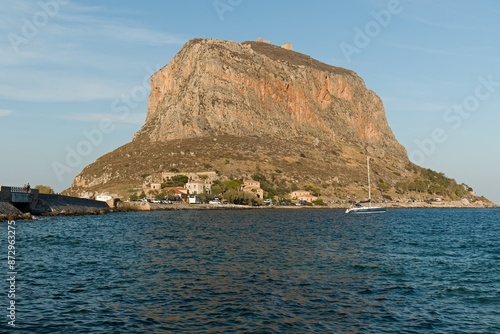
[1,0,499,204]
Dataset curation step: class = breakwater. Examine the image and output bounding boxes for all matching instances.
[0,186,110,220]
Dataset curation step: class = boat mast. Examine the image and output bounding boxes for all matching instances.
[367,156,371,202]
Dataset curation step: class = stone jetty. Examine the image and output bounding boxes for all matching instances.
[0,186,110,220]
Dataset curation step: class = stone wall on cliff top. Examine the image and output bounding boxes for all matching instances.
[133,38,408,163]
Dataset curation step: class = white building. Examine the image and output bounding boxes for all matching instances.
[96,195,113,202]
[185,181,211,195]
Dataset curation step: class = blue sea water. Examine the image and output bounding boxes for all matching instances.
[1,208,499,333]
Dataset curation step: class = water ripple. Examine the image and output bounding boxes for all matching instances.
[1,208,499,333]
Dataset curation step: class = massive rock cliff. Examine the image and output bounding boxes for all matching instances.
[135,38,406,162]
[65,38,488,204]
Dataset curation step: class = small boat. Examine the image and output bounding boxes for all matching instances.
[345,201,386,214]
[345,157,386,214]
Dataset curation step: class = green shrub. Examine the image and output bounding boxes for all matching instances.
[34,185,55,194]
[312,199,327,206]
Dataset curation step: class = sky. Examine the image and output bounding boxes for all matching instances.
[1,0,499,205]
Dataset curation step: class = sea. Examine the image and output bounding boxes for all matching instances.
[1,208,499,333]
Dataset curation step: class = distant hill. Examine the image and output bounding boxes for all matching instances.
[63,38,494,206]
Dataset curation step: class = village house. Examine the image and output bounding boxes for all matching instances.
[162,171,218,184]
[150,183,162,191]
[185,181,211,195]
[241,180,264,199]
[162,187,188,201]
[290,190,318,203]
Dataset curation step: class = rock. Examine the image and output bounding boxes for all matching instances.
[133,39,406,164]
[63,38,491,205]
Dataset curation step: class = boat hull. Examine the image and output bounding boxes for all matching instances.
[345,206,387,214]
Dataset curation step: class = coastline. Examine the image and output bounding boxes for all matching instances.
[1,199,497,221]
[116,199,498,212]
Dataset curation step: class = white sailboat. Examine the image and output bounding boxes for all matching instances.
[345,157,387,214]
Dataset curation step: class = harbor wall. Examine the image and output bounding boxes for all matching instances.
[0,186,111,220]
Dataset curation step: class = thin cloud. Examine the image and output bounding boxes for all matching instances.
[385,43,458,56]
[0,109,14,117]
[0,0,186,102]
[46,2,187,47]
[63,112,146,125]
[408,102,449,113]
[414,16,474,31]
[384,42,492,60]
[0,68,132,102]
[1,1,186,46]
[55,18,187,46]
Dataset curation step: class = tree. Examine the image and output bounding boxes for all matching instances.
[395,182,408,194]
[312,199,327,206]
[155,191,167,200]
[222,179,243,191]
[223,189,257,205]
[428,183,445,195]
[305,185,321,196]
[410,179,428,193]
[378,181,391,192]
[164,175,189,187]
[252,172,266,182]
[210,185,223,197]
[166,190,177,201]
[34,185,55,194]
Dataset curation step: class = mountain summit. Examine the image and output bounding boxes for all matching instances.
[65,38,491,205]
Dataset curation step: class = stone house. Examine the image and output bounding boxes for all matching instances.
[151,183,162,191]
[162,171,218,184]
[290,190,318,203]
[185,181,211,195]
[241,180,264,199]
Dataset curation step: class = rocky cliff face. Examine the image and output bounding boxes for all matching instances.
[66,38,485,204]
[135,38,407,162]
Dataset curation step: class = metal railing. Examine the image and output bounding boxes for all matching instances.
[11,187,31,193]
